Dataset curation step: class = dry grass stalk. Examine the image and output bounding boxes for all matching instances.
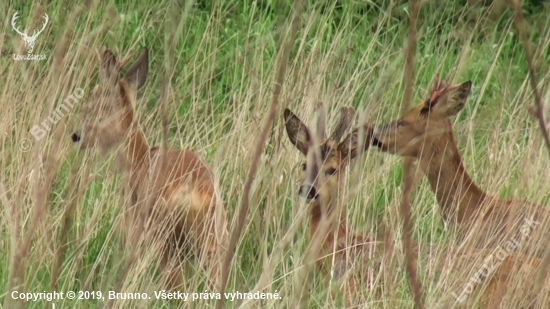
[216,1,302,308]
[400,0,424,308]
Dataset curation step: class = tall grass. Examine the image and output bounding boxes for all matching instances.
[1,0,549,308]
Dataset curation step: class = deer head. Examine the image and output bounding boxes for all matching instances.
[71,48,149,151]
[284,104,372,213]
[11,12,49,54]
[371,78,472,157]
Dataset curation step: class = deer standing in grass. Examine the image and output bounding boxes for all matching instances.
[71,48,228,289]
[284,105,548,308]
[369,78,549,259]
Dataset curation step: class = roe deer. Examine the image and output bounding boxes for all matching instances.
[71,48,228,289]
[369,78,549,258]
[284,105,549,308]
[284,104,379,304]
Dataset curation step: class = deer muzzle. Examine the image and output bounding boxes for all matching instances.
[71,132,81,143]
[299,185,318,201]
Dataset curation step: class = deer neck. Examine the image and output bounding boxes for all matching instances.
[116,121,150,207]
[116,84,150,175]
[422,127,488,225]
[309,197,348,251]
[125,123,149,171]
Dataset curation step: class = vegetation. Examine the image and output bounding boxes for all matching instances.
[1,0,549,308]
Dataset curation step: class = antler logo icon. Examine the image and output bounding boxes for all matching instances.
[11,11,49,54]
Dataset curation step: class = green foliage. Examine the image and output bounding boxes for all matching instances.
[2,0,550,308]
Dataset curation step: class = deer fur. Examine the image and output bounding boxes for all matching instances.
[370,78,549,259]
[71,48,228,289]
[284,105,548,308]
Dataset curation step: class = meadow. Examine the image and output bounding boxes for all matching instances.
[1,0,550,308]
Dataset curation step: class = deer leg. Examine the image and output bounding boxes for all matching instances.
[158,244,186,290]
[336,261,363,308]
[197,224,223,290]
[192,205,228,291]
[341,278,359,308]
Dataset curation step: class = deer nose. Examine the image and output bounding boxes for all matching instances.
[299,185,317,200]
[71,132,81,143]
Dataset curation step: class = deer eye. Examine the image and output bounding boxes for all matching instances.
[325,168,337,176]
[394,120,410,128]
[301,163,306,171]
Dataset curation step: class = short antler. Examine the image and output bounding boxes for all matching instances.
[312,101,327,141]
[329,106,356,143]
[117,53,134,71]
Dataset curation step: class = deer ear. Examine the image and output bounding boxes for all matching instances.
[284,108,311,155]
[338,125,372,160]
[100,49,119,85]
[123,48,148,90]
[429,81,472,118]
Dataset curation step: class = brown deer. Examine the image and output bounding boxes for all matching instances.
[71,48,228,289]
[284,105,548,308]
[283,104,379,304]
[369,78,548,259]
